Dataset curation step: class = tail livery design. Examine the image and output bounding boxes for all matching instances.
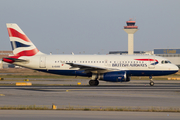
[6,23,42,56]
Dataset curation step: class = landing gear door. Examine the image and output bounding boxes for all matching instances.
[148,57,155,69]
[39,57,46,68]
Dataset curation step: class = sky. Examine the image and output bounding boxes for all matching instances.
[0,0,180,54]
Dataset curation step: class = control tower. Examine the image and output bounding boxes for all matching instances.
[123,19,138,55]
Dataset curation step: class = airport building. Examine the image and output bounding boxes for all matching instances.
[109,51,153,55]
[0,51,13,59]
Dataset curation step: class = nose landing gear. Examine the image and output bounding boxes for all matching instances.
[149,76,154,86]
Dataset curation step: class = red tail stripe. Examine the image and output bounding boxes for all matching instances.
[15,48,39,56]
[135,59,158,62]
[7,28,31,42]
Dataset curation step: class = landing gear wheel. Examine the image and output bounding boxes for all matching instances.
[149,76,154,86]
[89,80,99,86]
[150,81,154,86]
[89,80,94,86]
[96,80,99,85]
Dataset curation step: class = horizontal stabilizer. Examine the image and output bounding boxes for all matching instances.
[3,57,28,63]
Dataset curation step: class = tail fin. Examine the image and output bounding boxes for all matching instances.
[6,23,44,56]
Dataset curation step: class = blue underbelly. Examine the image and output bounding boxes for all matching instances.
[35,69,178,77]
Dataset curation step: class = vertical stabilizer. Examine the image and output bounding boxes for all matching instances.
[6,23,44,56]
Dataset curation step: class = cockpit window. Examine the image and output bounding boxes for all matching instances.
[168,61,171,63]
[161,60,171,64]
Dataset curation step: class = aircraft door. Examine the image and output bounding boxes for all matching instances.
[39,57,46,68]
[104,60,111,67]
[104,60,108,66]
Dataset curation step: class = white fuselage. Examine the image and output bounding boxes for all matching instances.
[14,54,178,77]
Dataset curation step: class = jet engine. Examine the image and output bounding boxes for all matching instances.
[98,71,130,82]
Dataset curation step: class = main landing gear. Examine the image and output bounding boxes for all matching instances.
[89,74,99,86]
[149,76,154,86]
[89,80,99,86]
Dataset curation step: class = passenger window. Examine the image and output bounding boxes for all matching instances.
[99,61,101,63]
[102,61,104,63]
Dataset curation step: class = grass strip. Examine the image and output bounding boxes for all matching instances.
[0,105,48,110]
[0,105,180,112]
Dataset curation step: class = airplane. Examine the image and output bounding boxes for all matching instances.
[3,23,179,86]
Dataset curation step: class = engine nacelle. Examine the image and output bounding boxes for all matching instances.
[98,71,130,82]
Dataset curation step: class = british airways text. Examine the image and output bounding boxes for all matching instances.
[112,63,147,67]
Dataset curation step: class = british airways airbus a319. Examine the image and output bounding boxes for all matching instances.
[3,24,179,86]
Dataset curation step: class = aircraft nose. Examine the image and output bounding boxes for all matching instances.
[173,65,179,71]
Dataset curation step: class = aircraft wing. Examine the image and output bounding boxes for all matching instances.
[66,63,121,73]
